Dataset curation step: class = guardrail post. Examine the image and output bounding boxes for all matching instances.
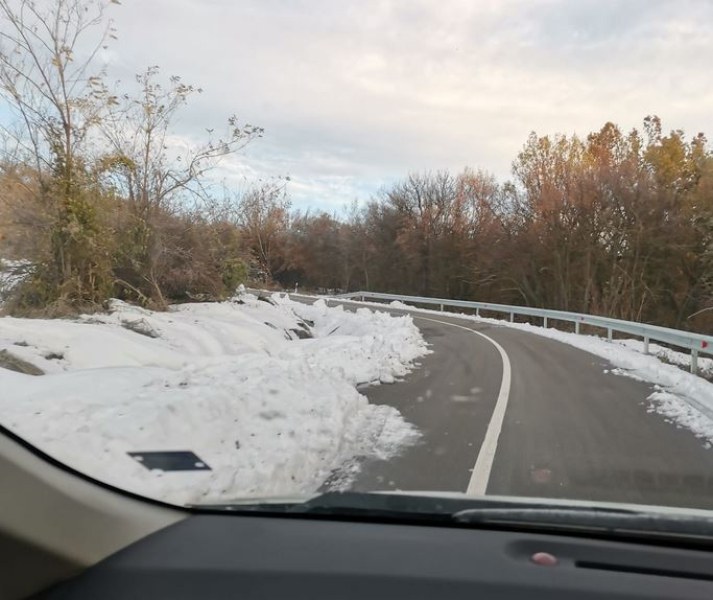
[575,321,580,335]
[607,328,613,342]
[509,312,514,323]
[476,308,480,317]
[691,350,699,374]
[643,337,650,355]
[360,295,365,302]
[543,316,548,328]
[440,303,444,312]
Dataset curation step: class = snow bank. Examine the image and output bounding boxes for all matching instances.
[616,338,713,381]
[0,294,427,504]
[278,298,429,385]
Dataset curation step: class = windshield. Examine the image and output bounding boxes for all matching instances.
[1,0,712,530]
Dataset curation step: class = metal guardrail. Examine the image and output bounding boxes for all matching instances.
[336,291,713,374]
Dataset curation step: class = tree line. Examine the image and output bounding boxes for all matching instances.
[0,1,711,333]
[269,118,713,334]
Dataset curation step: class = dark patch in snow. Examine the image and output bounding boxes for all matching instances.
[121,318,160,338]
[289,327,312,340]
[44,351,64,360]
[0,349,44,375]
[289,318,314,339]
[259,410,284,420]
[319,456,365,492]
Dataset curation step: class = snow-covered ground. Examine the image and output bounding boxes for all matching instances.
[616,338,713,381]
[0,258,28,302]
[337,297,713,446]
[0,294,428,505]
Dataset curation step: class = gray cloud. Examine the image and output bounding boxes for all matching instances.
[105,0,713,210]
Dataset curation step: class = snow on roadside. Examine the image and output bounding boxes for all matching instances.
[0,294,428,504]
[332,297,713,446]
[276,297,430,385]
[484,319,713,444]
[615,338,713,381]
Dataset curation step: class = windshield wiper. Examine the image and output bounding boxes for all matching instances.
[452,506,713,541]
[194,492,713,543]
[195,491,458,521]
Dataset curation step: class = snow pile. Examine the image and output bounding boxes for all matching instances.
[0,294,427,504]
[278,298,430,385]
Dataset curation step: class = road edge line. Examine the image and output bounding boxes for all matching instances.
[414,316,512,496]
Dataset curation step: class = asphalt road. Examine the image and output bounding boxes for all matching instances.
[295,296,713,511]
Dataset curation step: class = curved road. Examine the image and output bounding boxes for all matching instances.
[296,297,713,510]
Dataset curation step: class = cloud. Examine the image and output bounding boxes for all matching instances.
[103,0,713,209]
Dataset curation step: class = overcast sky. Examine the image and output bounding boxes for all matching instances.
[106,0,713,211]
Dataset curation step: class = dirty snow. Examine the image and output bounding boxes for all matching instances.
[0,294,428,505]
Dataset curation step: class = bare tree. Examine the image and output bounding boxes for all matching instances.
[97,66,263,305]
[0,0,118,307]
[235,182,290,281]
[100,66,263,215]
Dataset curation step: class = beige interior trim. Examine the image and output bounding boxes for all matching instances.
[0,432,186,598]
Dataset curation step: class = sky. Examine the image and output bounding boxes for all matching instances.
[99,0,713,211]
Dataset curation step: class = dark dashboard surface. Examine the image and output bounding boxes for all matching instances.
[40,514,713,599]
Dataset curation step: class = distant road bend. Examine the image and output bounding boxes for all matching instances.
[292,295,713,511]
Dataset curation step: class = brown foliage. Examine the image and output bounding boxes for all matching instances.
[278,118,713,334]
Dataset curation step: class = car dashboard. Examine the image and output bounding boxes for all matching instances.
[37,512,713,599]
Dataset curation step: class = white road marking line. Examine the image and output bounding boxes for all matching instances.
[413,316,512,496]
[318,297,513,496]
